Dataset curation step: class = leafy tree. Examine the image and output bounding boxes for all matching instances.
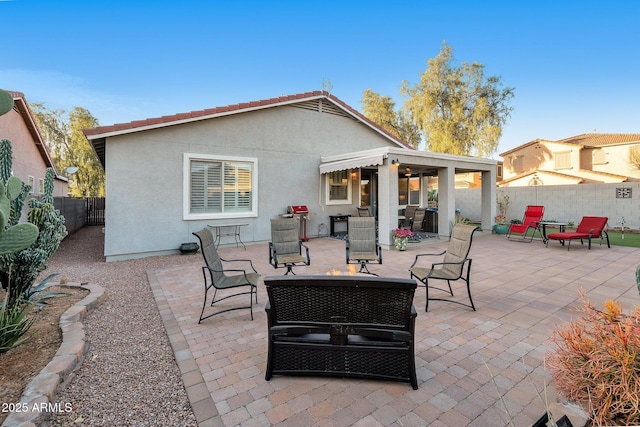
[31,104,105,197]
[361,89,421,148]
[400,42,514,157]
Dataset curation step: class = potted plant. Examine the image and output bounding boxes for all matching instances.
[493,214,508,234]
[547,289,640,426]
[427,189,438,208]
[392,228,414,251]
[494,192,511,234]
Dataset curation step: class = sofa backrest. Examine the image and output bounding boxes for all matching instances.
[264,275,416,329]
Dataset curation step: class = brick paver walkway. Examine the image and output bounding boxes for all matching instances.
[147,231,639,426]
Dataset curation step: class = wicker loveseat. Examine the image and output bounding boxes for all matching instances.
[264,275,418,389]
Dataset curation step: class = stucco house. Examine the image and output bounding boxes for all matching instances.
[499,133,640,187]
[0,90,68,198]
[84,91,497,261]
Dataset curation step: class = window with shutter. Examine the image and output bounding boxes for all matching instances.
[592,149,607,165]
[512,156,524,173]
[326,170,352,205]
[629,145,640,168]
[554,151,571,170]
[184,154,257,219]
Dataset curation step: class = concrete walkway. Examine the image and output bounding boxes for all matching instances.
[147,231,639,426]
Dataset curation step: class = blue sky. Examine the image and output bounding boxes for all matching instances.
[2,0,639,157]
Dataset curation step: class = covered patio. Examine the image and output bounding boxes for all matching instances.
[320,147,497,250]
[148,232,639,426]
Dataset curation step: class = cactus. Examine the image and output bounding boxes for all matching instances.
[6,166,66,305]
[0,177,38,256]
[0,90,12,116]
[637,264,640,297]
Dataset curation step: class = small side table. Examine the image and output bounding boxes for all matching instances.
[208,223,248,249]
[539,222,567,244]
[330,214,351,236]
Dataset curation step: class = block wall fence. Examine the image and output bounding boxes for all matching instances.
[455,182,640,230]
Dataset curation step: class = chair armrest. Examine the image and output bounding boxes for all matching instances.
[422,258,471,279]
[430,259,468,268]
[220,257,258,273]
[409,251,447,269]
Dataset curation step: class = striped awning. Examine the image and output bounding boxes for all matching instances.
[319,154,385,174]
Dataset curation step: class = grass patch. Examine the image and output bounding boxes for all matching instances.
[606,231,640,248]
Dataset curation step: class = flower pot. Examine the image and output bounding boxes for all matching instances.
[493,224,508,235]
[394,237,408,251]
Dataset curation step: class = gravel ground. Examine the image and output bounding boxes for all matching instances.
[42,226,198,426]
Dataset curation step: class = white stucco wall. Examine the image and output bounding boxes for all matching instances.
[103,105,397,260]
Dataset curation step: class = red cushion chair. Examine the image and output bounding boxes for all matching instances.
[545,216,610,250]
[507,205,544,242]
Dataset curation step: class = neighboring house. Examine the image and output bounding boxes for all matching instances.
[499,133,640,187]
[428,162,502,191]
[0,90,68,198]
[84,91,497,261]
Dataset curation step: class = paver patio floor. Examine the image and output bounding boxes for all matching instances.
[147,231,639,426]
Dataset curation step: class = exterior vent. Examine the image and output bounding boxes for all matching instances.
[291,99,349,118]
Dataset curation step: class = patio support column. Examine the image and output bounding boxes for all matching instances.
[437,166,455,237]
[481,169,496,232]
[378,160,399,249]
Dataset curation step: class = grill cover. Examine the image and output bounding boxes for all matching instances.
[288,206,309,214]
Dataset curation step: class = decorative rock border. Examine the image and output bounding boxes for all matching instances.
[2,282,105,427]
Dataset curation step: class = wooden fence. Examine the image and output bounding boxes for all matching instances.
[52,197,105,235]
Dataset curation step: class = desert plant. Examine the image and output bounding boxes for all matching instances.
[547,291,640,426]
[0,90,13,116]
[22,273,66,307]
[0,149,39,257]
[3,167,67,306]
[496,191,510,222]
[0,291,36,353]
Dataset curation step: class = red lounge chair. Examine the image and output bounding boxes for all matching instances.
[545,216,610,250]
[507,205,544,242]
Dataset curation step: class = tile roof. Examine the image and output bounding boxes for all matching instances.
[84,90,415,168]
[83,90,414,150]
[499,167,629,185]
[0,89,59,176]
[501,134,640,156]
[555,133,640,147]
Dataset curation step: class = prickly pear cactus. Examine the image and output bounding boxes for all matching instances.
[0,90,13,116]
[0,99,40,299]
[8,166,66,303]
[0,177,38,256]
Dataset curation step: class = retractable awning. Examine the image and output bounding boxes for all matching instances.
[319,154,385,174]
